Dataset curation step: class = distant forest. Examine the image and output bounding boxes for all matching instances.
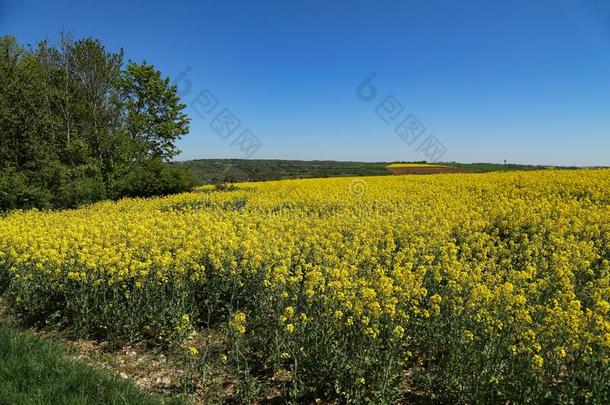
[173,159,564,185]
[0,33,194,210]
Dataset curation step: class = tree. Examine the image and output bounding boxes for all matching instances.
[69,37,123,188]
[0,34,194,211]
[118,61,190,161]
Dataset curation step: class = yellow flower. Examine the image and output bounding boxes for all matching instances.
[462,330,474,342]
[365,326,379,339]
[285,323,295,334]
[175,314,192,333]
[230,312,247,335]
[554,347,566,359]
[188,346,199,357]
[532,354,544,370]
[596,300,610,314]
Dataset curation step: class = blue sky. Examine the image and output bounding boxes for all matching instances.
[2,0,610,165]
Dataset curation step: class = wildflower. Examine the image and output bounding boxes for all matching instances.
[554,347,566,359]
[532,354,544,370]
[175,314,191,334]
[597,300,610,314]
[230,312,247,335]
[365,326,379,338]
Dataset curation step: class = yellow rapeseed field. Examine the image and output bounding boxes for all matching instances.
[1,169,609,402]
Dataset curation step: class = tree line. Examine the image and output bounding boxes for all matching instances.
[0,33,195,210]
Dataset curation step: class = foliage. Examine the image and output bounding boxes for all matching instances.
[0,34,192,211]
[0,169,609,403]
[386,163,451,168]
[110,158,197,199]
[172,158,580,186]
[171,159,392,184]
[118,62,189,161]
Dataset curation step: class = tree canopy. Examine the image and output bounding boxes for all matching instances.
[0,33,194,210]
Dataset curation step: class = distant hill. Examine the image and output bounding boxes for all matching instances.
[171,159,577,185]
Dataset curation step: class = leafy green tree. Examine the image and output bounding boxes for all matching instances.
[118,61,190,161]
[0,34,194,211]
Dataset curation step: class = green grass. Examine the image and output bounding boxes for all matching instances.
[0,322,184,405]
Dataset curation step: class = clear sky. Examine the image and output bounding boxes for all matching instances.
[2,0,610,165]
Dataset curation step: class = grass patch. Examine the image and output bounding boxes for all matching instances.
[0,322,184,405]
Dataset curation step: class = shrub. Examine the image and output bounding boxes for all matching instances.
[110,158,196,199]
